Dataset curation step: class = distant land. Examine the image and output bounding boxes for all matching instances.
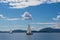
[0,27,60,33]
[39,27,60,33]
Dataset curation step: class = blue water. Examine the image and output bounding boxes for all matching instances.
[0,33,60,40]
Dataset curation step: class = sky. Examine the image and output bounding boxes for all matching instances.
[0,0,60,31]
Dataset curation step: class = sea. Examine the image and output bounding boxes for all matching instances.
[0,33,60,40]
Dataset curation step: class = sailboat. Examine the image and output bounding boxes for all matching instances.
[10,29,12,34]
[26,24,33,35]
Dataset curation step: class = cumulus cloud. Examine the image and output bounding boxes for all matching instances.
[0,0,60,8]
[6,18,20,20]
[0,11,32,20]
[31,22,57,25]
[6,11,32,20]
[53,15,60,20]
[21,11,32,20]
[0,14,5,19]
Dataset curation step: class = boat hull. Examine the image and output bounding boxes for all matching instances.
[26,33,33,35]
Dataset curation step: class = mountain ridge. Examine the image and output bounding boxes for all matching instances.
[0,27,60,33]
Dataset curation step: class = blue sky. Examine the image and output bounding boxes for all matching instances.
[0,0,60,31]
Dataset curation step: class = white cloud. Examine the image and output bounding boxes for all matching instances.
[6,18,20,20]
[9,1,42,8]
[48,24,60,29]
[0,14,5,19]
[0,0,60,8]
[31,22,57,25]
[30,27,43,31]
[53,15,60,20]
[21,11,32,20]
[7,11,32,20]
[0,0,8,3]
[0,14,21,20]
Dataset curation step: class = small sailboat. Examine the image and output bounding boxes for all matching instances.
[26,24,33,35]
[10,29,12,34]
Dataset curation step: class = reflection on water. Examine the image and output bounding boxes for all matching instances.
[9,33,32,40]
[9,34,13,40]
[0,33,60,40]
[26,35,32,40]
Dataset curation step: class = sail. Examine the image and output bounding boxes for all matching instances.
[27,24,31,33]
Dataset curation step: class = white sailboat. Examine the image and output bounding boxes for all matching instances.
[26,24,33,35]
[10,29,12,34]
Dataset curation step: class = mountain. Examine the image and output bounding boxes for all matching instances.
[12,30,38,33]
[0,31,9,33]
[12,30,26,33]
[39,27,60,33]
[0,27,60,33]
